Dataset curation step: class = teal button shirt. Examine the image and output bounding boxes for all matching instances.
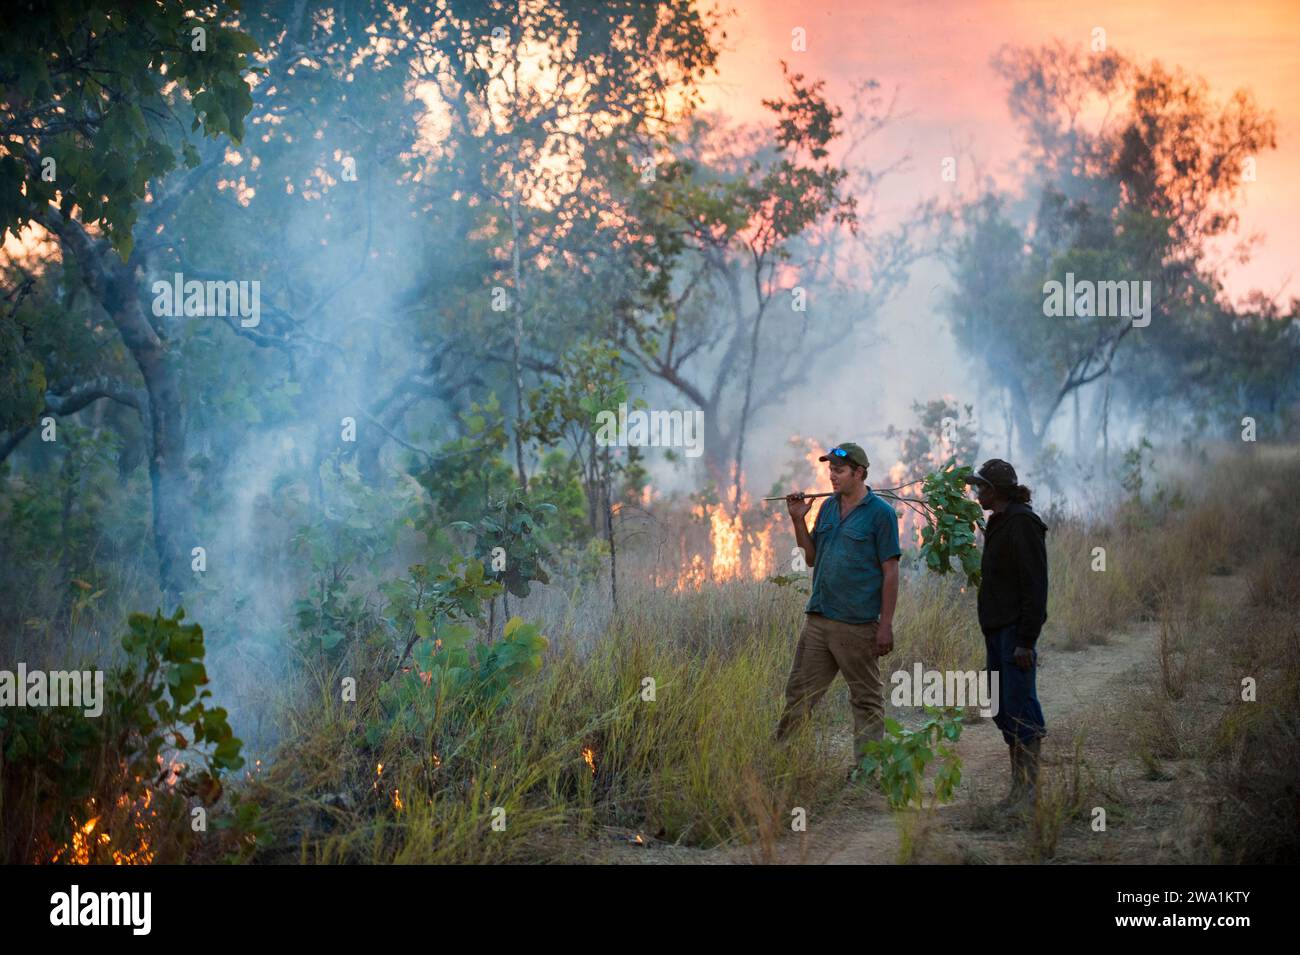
[804,490,902,624]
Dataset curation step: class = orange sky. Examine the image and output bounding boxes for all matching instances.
[695,0,1300,303]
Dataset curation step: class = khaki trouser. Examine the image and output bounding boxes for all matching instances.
[775,613,884,760]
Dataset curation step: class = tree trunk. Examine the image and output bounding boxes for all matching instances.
[584,433,599,535]
[1101,374,1112,477]
[731,300,768,514]
[1072,388,1081,458]
[602,445,618,614]
[48,213,193,610]
[141,340,194,610]
[58,445,76,623]
[699,398,729,486]
[108,261,192,609]
[1005,378,1042,461]
[508,197,529,492]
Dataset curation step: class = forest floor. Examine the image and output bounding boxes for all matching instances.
[597,573,1247,865]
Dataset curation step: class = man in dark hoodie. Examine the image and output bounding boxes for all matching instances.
[967,459,1048,808]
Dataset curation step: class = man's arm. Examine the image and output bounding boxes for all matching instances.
[877,556,900,655]
[1011,517,1048,649]
[875,504,903,655]
[787,495,817,566]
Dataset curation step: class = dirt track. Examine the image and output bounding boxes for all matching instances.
[610,574,1246,864]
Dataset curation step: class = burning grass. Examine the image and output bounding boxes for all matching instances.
[281,447,1299,863]
[20,445,1300,865]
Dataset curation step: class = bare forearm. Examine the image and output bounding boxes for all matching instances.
[880,560,899,627]
[792,516,815,565]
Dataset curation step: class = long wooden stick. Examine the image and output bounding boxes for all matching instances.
[761,487,929,504]
[762,478,928,503]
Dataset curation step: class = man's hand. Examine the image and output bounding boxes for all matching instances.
[875,621,894,656]
[786,492,812,520]
[877,557,899,658]
[1013,646,1034,671]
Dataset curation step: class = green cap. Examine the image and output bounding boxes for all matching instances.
[819,442,869,469]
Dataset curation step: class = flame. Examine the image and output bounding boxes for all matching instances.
[665,449,813,590]
[655,434,951,593]
[581,745,596,776]
[708,503,744,583]
[674,553,706,593]
[747,517,774,579]
[802,439,825,493]
[50,816,100,864]
[49,794,155,865]
[393,789,403,811]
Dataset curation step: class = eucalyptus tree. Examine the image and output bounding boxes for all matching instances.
[1,0,259,603]
[943,42,1278,460]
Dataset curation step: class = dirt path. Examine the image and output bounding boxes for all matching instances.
[809,619,1160,864]
[605,573,1246,864]
[615,619,1165,864]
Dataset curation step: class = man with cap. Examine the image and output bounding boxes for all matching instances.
[775,442,901,774]
[966,458,1049,808]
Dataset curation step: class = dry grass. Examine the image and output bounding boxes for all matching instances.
[240,446,1300,864]
[1104,447,1300,863]
[11,444,1298,865]
[1026,734,1093,861]
[245,578,852,862]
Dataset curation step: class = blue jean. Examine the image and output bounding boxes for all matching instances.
[984,624,1046,745]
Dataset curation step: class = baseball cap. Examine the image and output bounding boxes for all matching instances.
[819,442,869,469]
[966,458,1018,489]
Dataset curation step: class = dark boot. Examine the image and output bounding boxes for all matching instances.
[1020,736,1041,804]
[998,738,1043,811]
[996,742,1022,808]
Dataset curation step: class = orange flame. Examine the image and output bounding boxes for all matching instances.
[653,434,946,593]
[708,503,743,583]
[50,795,155,865]
[674,553,706,593]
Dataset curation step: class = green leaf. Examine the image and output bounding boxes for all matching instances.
[413,610,433,639]
[437,623,473,649]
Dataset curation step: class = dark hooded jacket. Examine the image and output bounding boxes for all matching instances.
[977,501,1049,647]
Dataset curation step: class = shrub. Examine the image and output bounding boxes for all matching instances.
[855,706,964,809]
[0,609,249,864]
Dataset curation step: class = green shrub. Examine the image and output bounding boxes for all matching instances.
[855,706,964,809]
[0,609,249,864]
